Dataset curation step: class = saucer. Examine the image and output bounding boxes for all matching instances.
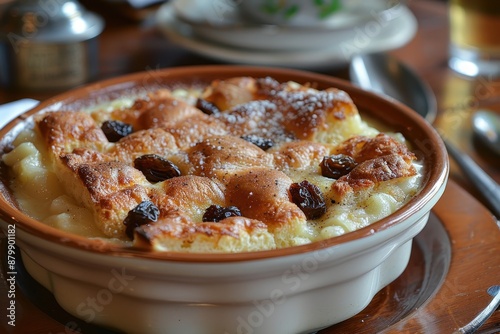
[171,0,407,51]
[155,3,417,70]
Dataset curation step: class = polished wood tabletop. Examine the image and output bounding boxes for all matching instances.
[0,0,499,333]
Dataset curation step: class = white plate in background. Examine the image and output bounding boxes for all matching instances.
[172,0,407,51]
[155,3,417,70]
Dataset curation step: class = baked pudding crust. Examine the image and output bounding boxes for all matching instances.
[4,76,421,253]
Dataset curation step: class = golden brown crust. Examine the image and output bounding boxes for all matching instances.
[161,113,228,149]
[37,111,108,158]
[187,135,274,181]
[134,215,275,252]
[58,161,151,238]
[331,154,417,203]
[272,141,330,171]
[213,100,290,140]
[201,76,261,111]
[32,76,420,252]
[261,79,357,141]
[97,185,150,238]
[77,161,149,199]
[110,128,179,163]
[150,175,225,220]
[137,96,204,130]
[61,148,112,172]
[108,89,172,127]
[224,168,306,227]
[335,133,415,163]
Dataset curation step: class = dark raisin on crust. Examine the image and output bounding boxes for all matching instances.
[134,154,181,183]
[320,154,357,179]
[196,98,220,115]
[202,204,242,222]
[124,200,160,239]
[240,135,275,150]
[289,180,326,219]
[101,120,134,142]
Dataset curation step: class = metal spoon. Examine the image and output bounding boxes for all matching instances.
[349,52,437,122]
[453,285,500,334]
[350,52,500,334]
[473,110,500,156]
[349,52,500,219]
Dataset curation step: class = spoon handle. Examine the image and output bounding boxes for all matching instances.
[453,285,500,334]
[445,140,500,219]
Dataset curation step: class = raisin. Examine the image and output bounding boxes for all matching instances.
[134,154,181,183]
[196,98,220,115]
[202,204,242,222]
[101,120,133,142]
[320,154,357,179]
[241,135,275,150]
[124,200,159,239]
[289,180,326,219]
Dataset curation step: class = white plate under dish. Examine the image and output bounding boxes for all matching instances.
[155,2,417,69]
[171,0,407,51]
[0,99,39,129]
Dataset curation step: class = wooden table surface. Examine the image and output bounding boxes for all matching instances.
[0,1,499,333]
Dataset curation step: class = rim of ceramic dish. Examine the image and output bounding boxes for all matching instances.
[0,65,449,262]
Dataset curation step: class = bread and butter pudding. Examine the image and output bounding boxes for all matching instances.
[0,67,448,334]
[2,76,422,253]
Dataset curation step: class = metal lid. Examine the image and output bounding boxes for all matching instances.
[0,0,104,43]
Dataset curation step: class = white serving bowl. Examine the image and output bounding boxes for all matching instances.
[237,0,404,28]
[168,0,410,51]
[0,65,448,334]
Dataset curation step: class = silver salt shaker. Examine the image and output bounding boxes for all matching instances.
[0,0,104,91]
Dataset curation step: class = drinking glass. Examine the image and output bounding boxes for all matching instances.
[448,0,500,78]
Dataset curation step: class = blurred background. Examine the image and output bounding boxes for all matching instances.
[0,0,451,97]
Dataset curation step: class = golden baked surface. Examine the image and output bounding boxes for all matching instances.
[3,77,422,253]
